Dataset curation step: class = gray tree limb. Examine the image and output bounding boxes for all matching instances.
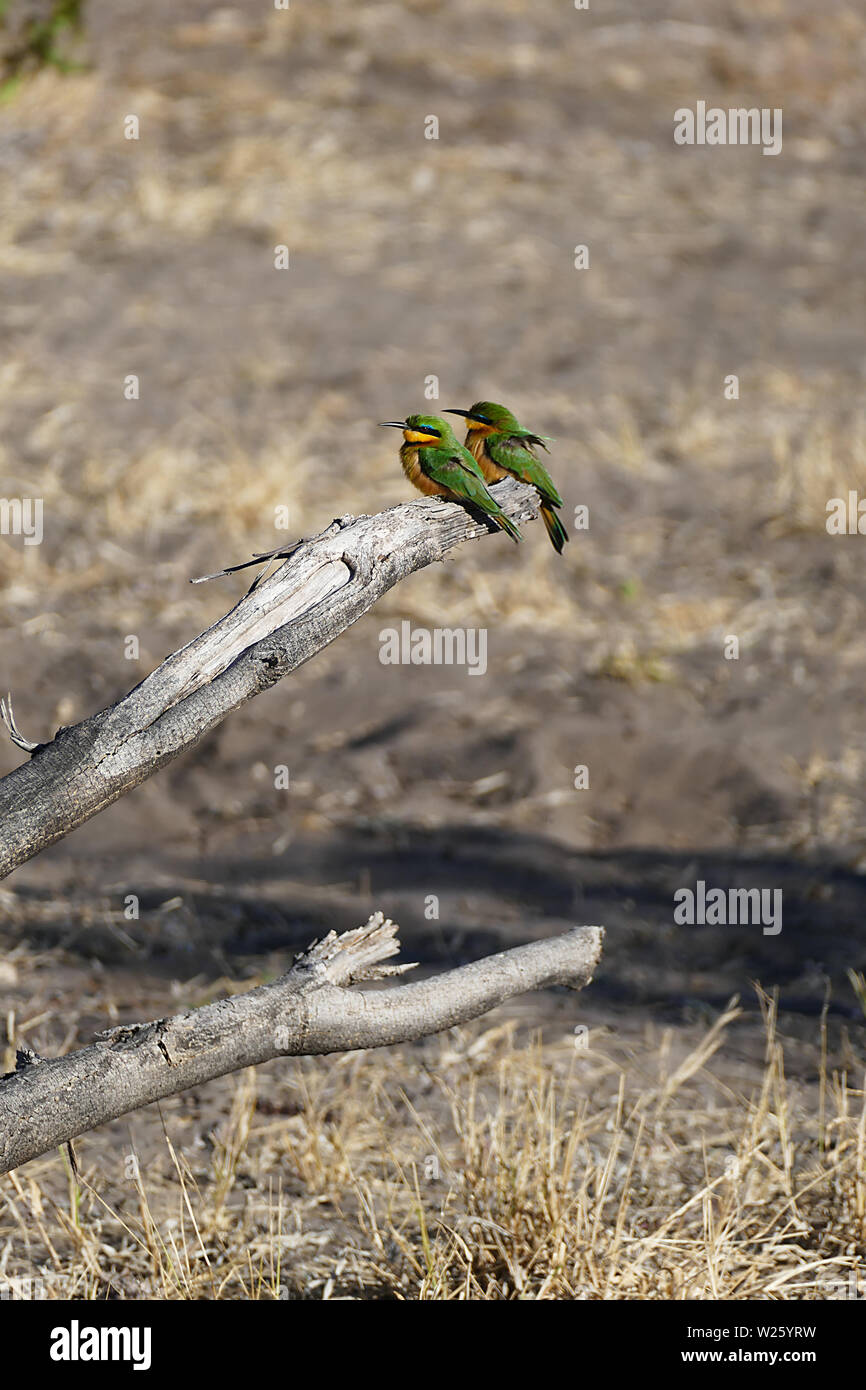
[0,480,539,878]
[0,915,604,1172]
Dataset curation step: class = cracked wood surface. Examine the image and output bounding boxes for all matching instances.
[0,479,539,878]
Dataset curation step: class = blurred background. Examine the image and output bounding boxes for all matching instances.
[1,0,865,1298]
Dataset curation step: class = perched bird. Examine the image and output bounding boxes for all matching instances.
[379,413,522,543]
[446,401,569,554]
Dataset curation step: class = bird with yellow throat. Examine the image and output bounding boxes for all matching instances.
[446,401,569,554]
[379,413,522,543]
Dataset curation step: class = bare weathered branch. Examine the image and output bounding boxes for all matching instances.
[0,916,604,1172]
[0,480,539,878]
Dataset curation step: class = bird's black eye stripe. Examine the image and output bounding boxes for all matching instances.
[416,426,441,437]
[472,414,492,426]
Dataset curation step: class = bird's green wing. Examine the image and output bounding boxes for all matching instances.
[424,445,522,540]
[425,446,497,506]
[488,434,563,508]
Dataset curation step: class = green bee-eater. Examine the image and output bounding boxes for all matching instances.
[379,414,522,543]
[446,401,569,554]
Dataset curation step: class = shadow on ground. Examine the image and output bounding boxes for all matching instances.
[4,825,864,1027]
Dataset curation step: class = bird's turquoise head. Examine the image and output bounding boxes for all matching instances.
[447,400,552,450]
[445,401,520,436]
[379,413,460,447]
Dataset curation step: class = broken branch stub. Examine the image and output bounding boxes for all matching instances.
[0,915,604,1173]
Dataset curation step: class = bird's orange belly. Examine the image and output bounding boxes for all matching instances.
[402,450,450,498]
[479,454,510,483]
[467,434,510,482]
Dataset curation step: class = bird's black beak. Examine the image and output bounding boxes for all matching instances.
[444,409,473,419]
[378,421,406,429]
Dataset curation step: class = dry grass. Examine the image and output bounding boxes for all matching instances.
[2,997,863,1300]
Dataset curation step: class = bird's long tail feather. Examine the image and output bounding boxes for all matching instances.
[541,504,569,554]
[493,509,522,543]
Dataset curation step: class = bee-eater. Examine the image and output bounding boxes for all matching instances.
[446,401,569,554]
[379,414,522,543]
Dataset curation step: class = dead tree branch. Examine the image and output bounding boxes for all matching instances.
[0,480,539,878]
[0,915,604,1172]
